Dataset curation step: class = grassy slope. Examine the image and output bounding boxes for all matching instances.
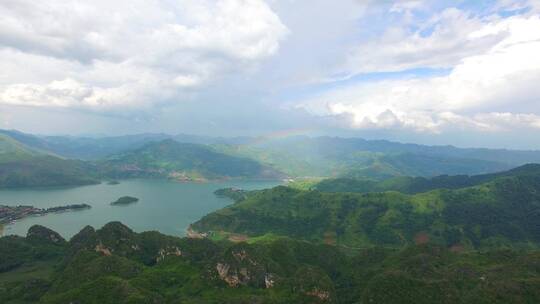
[194,170,540,249]
[1,222,540,303]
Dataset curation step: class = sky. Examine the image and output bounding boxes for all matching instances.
[1,0,540,149]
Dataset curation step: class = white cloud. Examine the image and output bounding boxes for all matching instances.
[345,8,508,74]
[300,14,540,133]
[0,0,288,109]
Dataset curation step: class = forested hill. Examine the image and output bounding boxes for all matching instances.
[194,167,540,250]
[0,134,99,188]
[99,139,283,180]
[1,222,540,303]
[309,163,540,194]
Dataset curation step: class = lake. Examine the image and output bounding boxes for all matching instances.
[0,179,280,238]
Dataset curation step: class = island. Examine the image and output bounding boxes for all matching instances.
[0,204,92,224]
[107,180,120,185]
[110,196,139,206]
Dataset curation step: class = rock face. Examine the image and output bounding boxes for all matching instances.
[26,225,66,245]
[214,244,276,288]
[306,288,331,301]
[95,242,112,256]
[264,274,275,289]
[156,246,182,263]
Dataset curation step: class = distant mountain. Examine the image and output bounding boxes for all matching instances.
[310,163,540,194]
[194,165,540,249]
[217,136,521,178]
[99,139,283,180]
[0,134,99,188]
[0,129,256,160]
[0,129,172,160]
[0,133,39,161]
[4,128,540,180]
[2,222,539,303]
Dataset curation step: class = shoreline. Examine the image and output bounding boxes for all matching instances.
[0,204,92,225]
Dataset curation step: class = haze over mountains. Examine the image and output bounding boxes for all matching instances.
[2,128,540,189]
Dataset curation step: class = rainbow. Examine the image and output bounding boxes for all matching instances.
[246,128,313,146]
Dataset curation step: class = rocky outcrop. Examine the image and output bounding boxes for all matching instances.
[95,242,112,256]
[306,288,331,301]
[264,274,275,289]
[216,263,241,287]
[156,246,182,263]
[214,245,277,288]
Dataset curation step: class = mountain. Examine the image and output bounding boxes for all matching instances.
[194,165,540,249]
[5,129,540,179]
[215,136,538,178]
[99,139,284,180]
[0,134,99,188]
[308,163,540,194]
[0,129,173,160]
[0,133,40,161]
[1,222,539,303]
[0,129,253,160]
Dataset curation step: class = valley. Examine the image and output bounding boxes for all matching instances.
[1,129,540,303]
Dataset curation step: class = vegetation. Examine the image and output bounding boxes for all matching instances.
[3,129,540,302]
[214,188,250,202]
[1,222,539,303]
[98,139,284,181]
[0,134,99,188]
[110,196,139,206]
[310,163,540,194]
[194,166,540,250]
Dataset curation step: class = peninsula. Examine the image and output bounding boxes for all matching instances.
[0,204,91,224]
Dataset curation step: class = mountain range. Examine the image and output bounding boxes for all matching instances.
[2,128,540,188]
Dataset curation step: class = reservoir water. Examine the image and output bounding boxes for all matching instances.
[0,179,280,238]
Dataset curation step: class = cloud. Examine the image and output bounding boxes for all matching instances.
[345,7,508,74]
[0,0,288,109]
[299,13,540,133]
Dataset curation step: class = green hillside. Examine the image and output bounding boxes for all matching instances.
[1,222,539,303]
[99,139,284,181]
[0,134,99,188]
[0,134,38,162]
[194,167,540,250]
[310,164,540,194]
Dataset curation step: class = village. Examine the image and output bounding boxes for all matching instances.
[0,204,91,224]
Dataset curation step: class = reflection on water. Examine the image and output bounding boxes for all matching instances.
[0,179,279,238]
